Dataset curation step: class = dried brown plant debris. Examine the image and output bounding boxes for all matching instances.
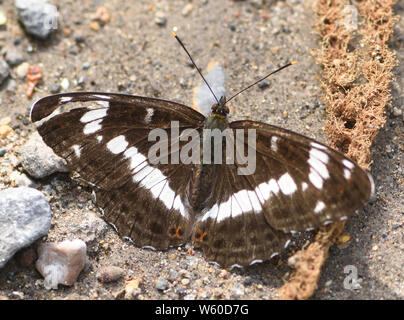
[26,65,43,98]
[277,0,398,300]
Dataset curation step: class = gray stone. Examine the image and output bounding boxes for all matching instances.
[154,11,167,26]
[5,47,24,66]
[19,132,69,179]
[15,0,58,39]
[49,83,61,94]
[167,269,179,281]
[155,277,169,291]
[0,187,51,268]
[0,59,10,85]
[6,79,17,92]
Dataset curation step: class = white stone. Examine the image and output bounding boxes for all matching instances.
[35,239,87,290]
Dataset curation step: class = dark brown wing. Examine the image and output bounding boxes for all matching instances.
[192,120,373,267]
[31,92,205,249]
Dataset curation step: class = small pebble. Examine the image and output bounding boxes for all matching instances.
[124,277,142,299]
[167,269,179,281]
[5,48,25,66]
[93,6,111,24]
[11,172,34,187]
[97,266,124,283]
[61,78,69,90]
[74,34,86,44]
[155,11,167,26]
[155,277,169,291]
[258,80,270,89]
[10,291,24,300]
[282,26,291,34]
[0,59,10,85]
[219,269,229,278]
[75,76,85,86]
[243,277,253,286]
[6,79,17,92]
[231,283,245,299]
[392,107,402,117]
[49,83,61,94]
[0,117,11,125]
[0,125,12,138]
[0,10,7,26]
[182,3,194,16]
[177,287,186,296]
[15,62,29,78]
[90,22,100,31]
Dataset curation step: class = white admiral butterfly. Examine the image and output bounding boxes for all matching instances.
[30,34,374,268]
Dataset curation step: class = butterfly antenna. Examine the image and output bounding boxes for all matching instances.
[172,32,220,104]
[226,61,297,104]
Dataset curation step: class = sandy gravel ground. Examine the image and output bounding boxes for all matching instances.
[0,0,402,300]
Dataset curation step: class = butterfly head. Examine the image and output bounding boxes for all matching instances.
[211,96,229,117]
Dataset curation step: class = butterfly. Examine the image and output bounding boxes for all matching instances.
[30,36,374,268]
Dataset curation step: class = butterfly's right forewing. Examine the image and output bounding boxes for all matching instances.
[31,92,206,249]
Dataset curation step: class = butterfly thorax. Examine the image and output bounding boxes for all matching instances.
[204,97,229,130]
